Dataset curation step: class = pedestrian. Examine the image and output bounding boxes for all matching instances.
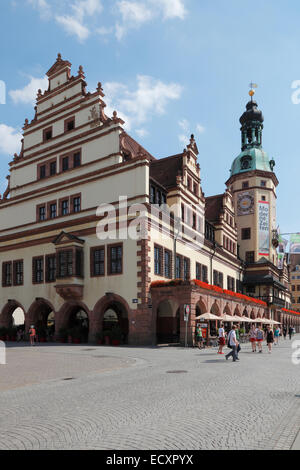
[256,325,264,353]
[274,326,280,346]
[196,324,204,349]
[283,326,287,340]
[266,325,274,353]
[249,324,257,352]
[218,323,225,355]
[235,323,241,359]
[29,325,36,346]
[288,326,294,340]
[225,325,239,362]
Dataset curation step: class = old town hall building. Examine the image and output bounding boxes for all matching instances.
[0,55,298,345]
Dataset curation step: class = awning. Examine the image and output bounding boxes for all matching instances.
[195,313,220,321]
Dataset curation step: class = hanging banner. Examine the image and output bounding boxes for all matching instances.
[289,234,300,253]
[258,201,270,256]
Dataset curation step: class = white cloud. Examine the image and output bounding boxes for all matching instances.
[104,75,183,133]
[55,15,90,42]
[150,0,187,20]
[27,0,51,19]
[136,128,149,138]
[9,76,48,105]
[196,123,205,134]
[0,124,22,155]
[56,0,103,42]
[178,119,205,146]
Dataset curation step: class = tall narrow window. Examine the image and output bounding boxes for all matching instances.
[183,258,190,281]
[61,199,69,216]
[109,245,123,274]
[46,255,56,282]
[202,265,208,283]
[50,161,57,176]
[164,250,171,278]
[13,260,23,286]
[196,262,201,280]
[92,247,105,276]
[176,256,181,279]
[73,152,81,168]
[62,156,69,172]
[40,165,46,179]
[73,196,81,213]
[39,206,46,221]
[2,262,12,287]
[50,203,57,219]
[154,246,162,275]
[33,257,44,284]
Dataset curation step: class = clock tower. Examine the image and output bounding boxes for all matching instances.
[226,90,278,266]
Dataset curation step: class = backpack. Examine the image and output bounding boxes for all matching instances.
[227,331,233,349]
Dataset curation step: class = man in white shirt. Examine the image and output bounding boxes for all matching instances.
[218,323,225,355]
[225,325,239,362]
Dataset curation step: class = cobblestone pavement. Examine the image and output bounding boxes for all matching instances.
[0,336,299,450]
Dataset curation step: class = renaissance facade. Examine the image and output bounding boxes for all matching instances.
[0,55,299,345]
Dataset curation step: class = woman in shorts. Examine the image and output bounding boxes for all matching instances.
[256,326,264,353]
[249,325,257,352]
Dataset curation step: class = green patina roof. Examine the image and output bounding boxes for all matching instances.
[230,147,274,177]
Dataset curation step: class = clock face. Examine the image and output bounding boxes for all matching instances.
[237,192,254,215]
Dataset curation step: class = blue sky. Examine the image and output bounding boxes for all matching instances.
[0,0,299,233]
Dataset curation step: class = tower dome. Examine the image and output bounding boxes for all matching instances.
[230,93,275,177]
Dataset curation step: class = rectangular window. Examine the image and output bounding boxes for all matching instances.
[181,204,185,222]
[261,180,266,187]
[242,181,249,189]
[245,251,255,264]
[62,156,69,172]
[154,246,162,275]
[50,161,57,176]
[33,257,44,284]
[91,247,105,276]
[73,196,81,213]
[65,118,75,132]
[202,265,208,283]
[46,255,56,283]
[40,165,46,179]
[13,260,23,286]
[75,249,83,277]
[61,199,69,216]
[50,203,57,219]
[242,228,251,240]
[58,250,73,278]
[196,262,201,280]
[39,206,46,221]
[43,127,52,141]
[73,152,81,168]
[164,250,172,278]
[227,276,235,292]
[150,186,156,204]
[246,285,256,294]
[2,262,12,287]
[176,256,181,279]
[109,245,123,275]
[183,258,190,281]
[213,270,223,287]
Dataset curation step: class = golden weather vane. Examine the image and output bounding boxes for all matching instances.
[249,82,258,98]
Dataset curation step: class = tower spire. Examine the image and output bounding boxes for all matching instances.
[240,85,263,151]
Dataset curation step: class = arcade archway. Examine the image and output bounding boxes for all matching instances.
[156,299,180,344]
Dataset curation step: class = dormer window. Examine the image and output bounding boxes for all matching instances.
[43,127,53,142]
[240,155,252,170]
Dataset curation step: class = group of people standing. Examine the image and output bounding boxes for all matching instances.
[216,323,295,362]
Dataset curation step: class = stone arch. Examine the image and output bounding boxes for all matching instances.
[223,303,232,315]
[234,305,241,317]
[210,300,221,317]
[156,298,180,344]
[27,299,56,336]
[57,301,91,343]
[195,298,208,317]
[93,294,130,344]
[0,301,26,329]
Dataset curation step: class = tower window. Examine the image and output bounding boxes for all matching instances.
[245,251,255,263]
[261,180,266,187]
[261,196,266,201]
[242,181,249,189]
[242,228,251,240]
[240,155,252,170]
